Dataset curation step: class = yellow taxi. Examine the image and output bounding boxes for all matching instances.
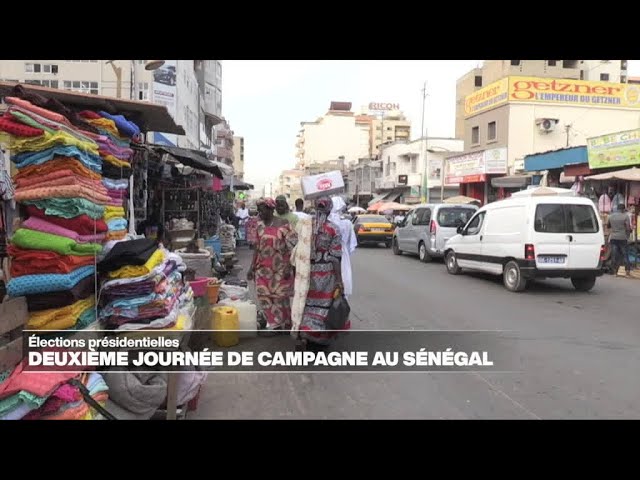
[353,214,395,248]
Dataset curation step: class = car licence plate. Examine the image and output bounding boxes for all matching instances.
[538,255,566,264]
[372,228,385,232]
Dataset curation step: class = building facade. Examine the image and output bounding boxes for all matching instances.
[455,60,628,139]
[232,136,245,180]
[274,169,304,201]
[214,119,234,167]
[0,59,224,151]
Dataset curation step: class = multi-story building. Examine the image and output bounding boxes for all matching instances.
[357,105,411,157]
[214,118,234,168]
[0,59,224,151]
[232,136,245,180]
[275,169,304,202]
[455,60,628,139]
[347,158,383,207]
[455,73,640,204]
[376,137,464,204]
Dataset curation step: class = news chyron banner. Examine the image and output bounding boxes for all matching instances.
[24,330,519,373]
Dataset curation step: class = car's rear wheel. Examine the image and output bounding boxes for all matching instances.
[503,261,528,292]
[445,251,461,275]
[419,242,432,263]
[571,276,596,292]
[392,238,402,255]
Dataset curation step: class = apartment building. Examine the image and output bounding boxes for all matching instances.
[214,118,234,167]
[232,136,245,180]
[275,169,304,201]
[455,60,628,139]
[0,59,224,151]
[347,158,383,207]
[295,101,412,168]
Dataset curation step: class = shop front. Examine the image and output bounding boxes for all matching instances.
[445,148,507,205]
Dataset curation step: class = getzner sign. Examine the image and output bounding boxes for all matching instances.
[369,102,400,111]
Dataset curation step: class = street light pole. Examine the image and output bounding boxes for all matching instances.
[420,81,428,203]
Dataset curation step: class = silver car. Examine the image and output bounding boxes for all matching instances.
[392,203,478,262]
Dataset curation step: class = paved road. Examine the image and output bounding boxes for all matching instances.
[193,245,640,419]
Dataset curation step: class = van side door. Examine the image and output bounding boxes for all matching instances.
[455,211,487,272]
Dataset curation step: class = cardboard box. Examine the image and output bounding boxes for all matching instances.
[301,171,345,200]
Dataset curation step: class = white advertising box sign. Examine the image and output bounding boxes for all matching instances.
[301,170,345,200]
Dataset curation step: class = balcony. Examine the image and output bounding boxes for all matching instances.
[216,129,233,140]
[215,146,234,159]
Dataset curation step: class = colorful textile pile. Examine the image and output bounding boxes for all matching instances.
[0,94,111,332]
[0,361,109,420]
[78,111,136,241]
[98,239,194,331]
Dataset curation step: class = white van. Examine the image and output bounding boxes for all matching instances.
[443,187,605,292]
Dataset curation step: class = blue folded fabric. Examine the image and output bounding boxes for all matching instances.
[7,266,96,297]
[98,111,141,138]
[107,218,128,232]
[102,178,129,190]
[13,146,102,172]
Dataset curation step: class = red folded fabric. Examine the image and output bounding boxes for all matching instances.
[15,169,107,194]
[0,116,44,137]
[79,110,102,120]
[26,205,108,235]
[0,359,78,400]
[8,245,97,277]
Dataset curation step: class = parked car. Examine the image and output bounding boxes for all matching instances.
[353,214,395,247]
[443,188,604,292]
[154,65,176,86]
[392,203,478,262]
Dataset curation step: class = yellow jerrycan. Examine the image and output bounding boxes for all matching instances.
[211,306,240,347]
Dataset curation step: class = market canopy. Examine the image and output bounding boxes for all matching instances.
[368,201,411,213]
[584,167,640,182]
[443,195,480,204]
[0,81,185,135]
[153,145,231,178]
[222,175,254,191]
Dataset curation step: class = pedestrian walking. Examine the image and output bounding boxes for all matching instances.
[274,195,299,228]
[247,198,298,331]
[329,196,357,298]
[607,203,632,276]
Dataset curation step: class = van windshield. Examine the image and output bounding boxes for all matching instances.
[437,208,476,228]
[534,204,599,233]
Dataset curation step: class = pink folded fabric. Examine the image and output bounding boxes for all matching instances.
[15,169,107,195]
[5,97,72,127]
[15,184,112,205]
[23,216,106,243]
[107,189,127,198]
[108,198,124,206]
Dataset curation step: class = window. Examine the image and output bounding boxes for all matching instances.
[510,60,521,66]
[415,208,431,225]
[25,63,34,73]
[410,156,417,173]
[580,70,584,80]
[63,80,99,95]
[33,64,41,73]
[52,65,58,74]
[465,212,485,235]
[437,208,476,228]
[474,75,482,87]
[43,64,51,73]
[534,204,599,233]
[386,136,393,141]
[600,73,610,81]
[547,60,557,66]
[487,121,497,141]
[137,60,146,65]
[137,82,149,101]
[471,126,480,144]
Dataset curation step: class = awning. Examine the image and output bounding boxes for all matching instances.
[0,81,185,135]
[523,146,587,172]
[564,163,592,177]
[585,167,640,182]
[153,145,230,178]
[383,188,406,202]
[491,175,532,188]
[368,193,387,206]
[222,176,254,190]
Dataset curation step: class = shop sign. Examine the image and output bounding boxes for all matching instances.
[484,147,507,174]
[369,102,400,111]
[445,151,484,184]
[397,174,408,185]
[587,128,640,169]
[464,78,509,117]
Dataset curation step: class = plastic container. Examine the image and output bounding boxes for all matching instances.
[217,299,257,338]
[207,279,221,304]
[188,277,210,297]
[211,306,239,347]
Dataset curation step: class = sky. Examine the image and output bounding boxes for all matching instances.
[222,60,640,194]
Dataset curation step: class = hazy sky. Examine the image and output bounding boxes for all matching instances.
[223,60,640,193]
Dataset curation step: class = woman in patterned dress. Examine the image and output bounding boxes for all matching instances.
[247,198,298,331]
[299,196,347,350]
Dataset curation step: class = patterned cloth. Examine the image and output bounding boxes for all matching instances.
[290,216,312,336]
[24,197,105,220]
[12,145,102,172]
[27,297,95,330]
[299,219,348,345]
[253,220,297,329]
[7,265,96,297]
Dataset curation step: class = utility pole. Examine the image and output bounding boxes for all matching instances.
[421,81,429,203]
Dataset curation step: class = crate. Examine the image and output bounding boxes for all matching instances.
[0,297,28,372]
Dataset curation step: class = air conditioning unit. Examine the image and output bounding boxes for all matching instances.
[536,118,559,134]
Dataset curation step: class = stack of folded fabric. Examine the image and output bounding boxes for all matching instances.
[79,111,138,241]
[0,94,107,332]
[98,238,194,331]
[0,361,109,420]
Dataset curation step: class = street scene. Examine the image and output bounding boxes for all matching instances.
[0,60,639,420]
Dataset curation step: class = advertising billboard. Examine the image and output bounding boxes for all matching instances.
[151,60,177,146]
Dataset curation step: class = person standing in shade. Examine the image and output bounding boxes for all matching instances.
[247,198,298,331]
[329,196,357,298]
[274,195,299,228]
[607,203,632,276]
[293,198,309,220]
